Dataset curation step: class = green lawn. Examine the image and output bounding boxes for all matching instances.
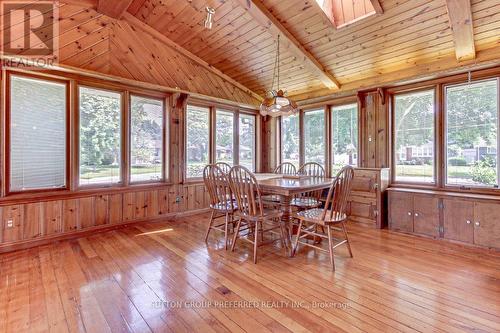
[397,165,473,178]
[80,165,161,179]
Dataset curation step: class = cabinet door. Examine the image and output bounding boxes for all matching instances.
[413,195,439,237]
[443,199,474,243]
[388,192,413,232]
[474,202,500,248]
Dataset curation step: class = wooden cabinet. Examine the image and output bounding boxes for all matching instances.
[388,192,439,237]
[388,191,413,232]
[388,188,500,250]
[413,195,439,237]
[472,202,500,248]
[443,199,474,243]
[348,168,390,228]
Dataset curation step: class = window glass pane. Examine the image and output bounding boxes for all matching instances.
[130,96,164,182]
[281,114,300,168]
[304,109,325,166]
[186,105,210,178]
[394,89,435,183]
[446,79,499,187]
[79,87,122,185]
[332,103,358,171]
[239,114,256,171]
[10,76,66,191]
[216,110,234,165]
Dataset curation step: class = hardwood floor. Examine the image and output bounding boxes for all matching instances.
[1,213,499,333]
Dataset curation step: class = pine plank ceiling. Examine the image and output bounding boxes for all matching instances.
[123,0,500,101]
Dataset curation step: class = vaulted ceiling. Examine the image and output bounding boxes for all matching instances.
[125,0,500,100]
[5,0,500,105]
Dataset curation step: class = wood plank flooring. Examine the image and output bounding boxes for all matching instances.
[1,213,499,332]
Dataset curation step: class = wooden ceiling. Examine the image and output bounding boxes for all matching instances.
[124,0,500,101]
[3,0,499,105]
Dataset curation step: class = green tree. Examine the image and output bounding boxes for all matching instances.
[79,93,120,168]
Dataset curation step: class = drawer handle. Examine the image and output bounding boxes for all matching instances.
[475,221,480,227]
[407,212,412,216]
[414,213,419,217]
[466,220,471,224]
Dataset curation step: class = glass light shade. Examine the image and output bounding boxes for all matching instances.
[260,90,299,117]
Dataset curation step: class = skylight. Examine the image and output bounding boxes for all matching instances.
[316,0,377,28]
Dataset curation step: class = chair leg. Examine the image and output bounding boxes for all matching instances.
[292,220,303,256]
[224,212,229,250]
[341,222,353,258]
[326,225,335,271]
[204,210,215,243]
[253,222,260,264]
[230,217,242,252]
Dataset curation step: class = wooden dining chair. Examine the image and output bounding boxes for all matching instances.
[228,166,287,263]
[203,164,237,250]
[292,166,355,270]
[215,162,232,174]
[274,162,297,175]
[262,162,298,205]
[291,162,326,210]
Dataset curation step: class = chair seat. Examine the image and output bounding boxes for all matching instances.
[210,200,237,212]
[235,208,282,221]
[295,208,347,225]
[290,197,322,208]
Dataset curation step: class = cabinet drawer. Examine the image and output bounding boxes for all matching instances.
[352,170,378,193]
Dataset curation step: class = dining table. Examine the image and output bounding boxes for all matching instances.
[254,173,336,255]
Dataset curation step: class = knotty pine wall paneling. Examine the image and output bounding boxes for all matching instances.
[359,89,389,169]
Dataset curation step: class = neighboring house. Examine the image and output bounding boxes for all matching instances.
[397,142,434,163]
[462,146,497,164]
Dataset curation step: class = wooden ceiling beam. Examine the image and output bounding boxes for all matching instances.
[370,0,384,14]
[235,0,340,90]
[97,0,134,19]
[121,13,263,102]
[445,0,476,62]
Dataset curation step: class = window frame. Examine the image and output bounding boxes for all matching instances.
[5,71,71,195]
[184,101,258,181]
[330,102,360,170]
[278,98,360,177]
[303,107,328,166]
[215,108,237,166]
[128,92,169,185]
[390,86,438,187]
[443,77,500,190]
[76,84,126,189]
[238,111,258,172]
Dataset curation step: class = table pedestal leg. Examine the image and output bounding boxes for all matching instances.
[280,195,294,256]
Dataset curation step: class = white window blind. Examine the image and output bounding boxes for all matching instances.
[10,75,67,191]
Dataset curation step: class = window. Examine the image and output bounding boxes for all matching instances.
[186,105,210,178]
[130,95,165,182]
[281,114,300,167]
[304,109,325,165]
[9,75,67,191]
[239,113,256,171]
[446,79,499,187]
[332,103,358,170]
[79,87,122,185]
[315,0,377,29]
[215,110,234,165]
[394,89,435,183]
